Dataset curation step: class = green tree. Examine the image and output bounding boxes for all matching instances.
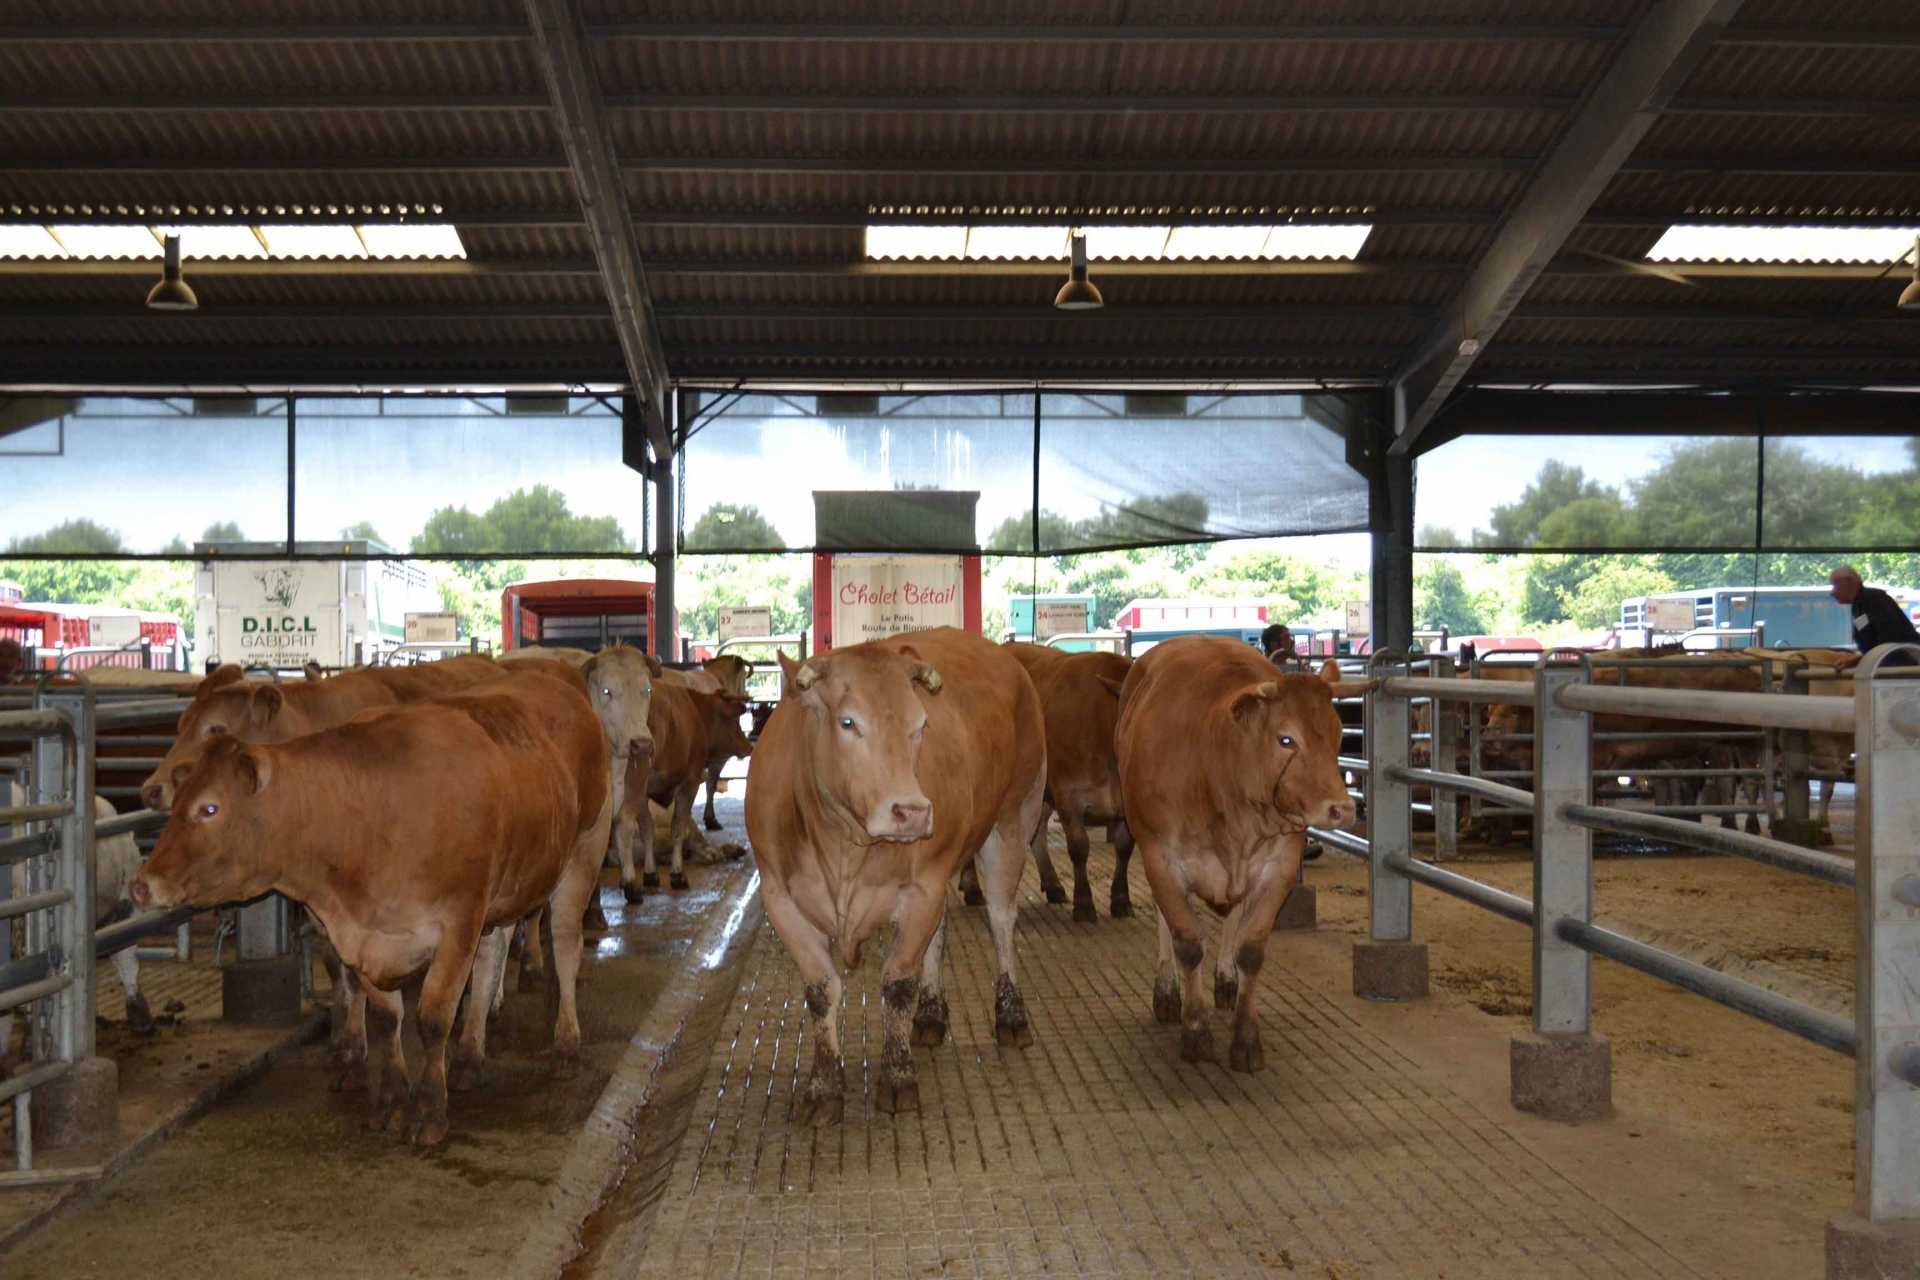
[6,518,126,555]
[678,555,812,641]
[684,503,784,551]
[1414,558,1490,634]
[1534,495,1632,548]
[1558,556,1676,629]
[984,509,1083,555]
[1626,439,1762,547]
[199,520,245,543]
[1417,524,1465,549]
[1190,550,1358,622]
[1477,461,1619,548]
[340,521,387,546]
[414,485,629,560]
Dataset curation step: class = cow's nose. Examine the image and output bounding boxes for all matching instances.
[873,799,932,841]
[129,876,152,909]
[1321,801,1355,830]
[628,739,653,760]
[141,783,165,811]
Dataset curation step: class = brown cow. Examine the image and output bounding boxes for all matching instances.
[618,685,754,894]
[130,667,611,1147]
[1116,637,1353,1072]
[747,627,1046,1122]
[1004,642,1136,921]
[140,654,499,810]
[657,655,755,832]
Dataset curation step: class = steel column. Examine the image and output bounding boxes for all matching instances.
[1365,653,1413,943]
[1431,655,1461,859]
[1532,655,1594,1036]
[1852,646,1920,1223]
[32,691,94,1064]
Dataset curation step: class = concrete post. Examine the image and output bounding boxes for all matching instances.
[1353,652,1427,1001]
[1828,645,1920,1277]
[30,689,117,1148]
[1775,669,1822,847]
[1513,652,1610,1122]
[223,894,301,1025]
[650,392,681,664]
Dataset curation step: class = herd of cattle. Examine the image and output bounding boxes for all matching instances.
[4,630,1859,1144]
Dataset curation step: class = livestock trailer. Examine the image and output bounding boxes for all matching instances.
[1112,597,1269,655]
[194,541,442,669]
[0,599,189,672]
[1622,584,1920,649]
[501,576,658,656]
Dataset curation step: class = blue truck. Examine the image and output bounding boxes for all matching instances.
[1621,585,1920,649]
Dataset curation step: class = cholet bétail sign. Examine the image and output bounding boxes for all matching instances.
[830,554,965,646]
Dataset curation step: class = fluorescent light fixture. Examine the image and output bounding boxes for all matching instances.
[0,222,467,261]
[159,224,266,259]
[1646,224,1920,264]
[50,224,161,259]
[360,223,467,259]
[865,225,967,259]
[964,225,1068,260]
[258,224,366,259]
[866,221,1372,262]
[0,225,66,258]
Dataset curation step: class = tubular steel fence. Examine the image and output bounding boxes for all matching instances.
[1310,643,1920,1246]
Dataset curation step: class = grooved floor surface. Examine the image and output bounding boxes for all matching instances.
[628,843,1697,1280]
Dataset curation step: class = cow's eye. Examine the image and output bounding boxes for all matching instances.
[839,717,856,731]
[601,687,611,696]
[199,802,219,819]
[1278,735,1295,748]
[206,724,227,736]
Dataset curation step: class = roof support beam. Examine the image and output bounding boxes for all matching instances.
[523,0,671,458]
[1388,0,1747,456]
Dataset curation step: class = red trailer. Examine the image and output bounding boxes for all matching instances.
[0,600,188,672]
[500,577,659,657]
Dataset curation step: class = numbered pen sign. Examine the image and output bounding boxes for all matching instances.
[88,615,142,648]
[1344,601,1371,639]
[404,612,459,644]
[830,555,965,646]
[1033,601,1087,641]
[717,606,773,642]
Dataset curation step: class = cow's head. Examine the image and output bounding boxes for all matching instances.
[717,697,754,760]
[702,654,755,700]
[581,644,663,765]
[142,682,297,812]
[131,736,279,910]
[1481,702,1534,771]
[779,648,940,843]
[1226,658,1354,830]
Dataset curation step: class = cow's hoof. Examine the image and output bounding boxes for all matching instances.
[329,1056,367,1094]
[1043,883,1068,905]
[962,886,985,907]
[1214,975,1239,1011]
[409,1114,450,1149]
[641,871,661,890]
[1744,817,1763,836]
[448,1057,482,1094]
[1152,983,1182,1024]
[912,993,949,1048]
[620,881,646,904]
[1110,895,1134,919]
[704,817,723,832]
[874,1077,919,1115]
[1072,896,1097,923]
[125,994,157,1036]
[1180,1026,1217,1065]
[1229,1029,1265,1074]
[792,1090,844,1127]
[670,872,691,891]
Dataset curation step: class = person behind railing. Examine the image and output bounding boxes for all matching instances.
[1260,622,1300,669]
[1829,565,1920,670]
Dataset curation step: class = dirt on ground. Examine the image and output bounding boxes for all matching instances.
[3,807,754,1280]
[1311,834,1858,1210]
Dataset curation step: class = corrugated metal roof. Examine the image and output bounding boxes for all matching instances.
[1,0,1916,388]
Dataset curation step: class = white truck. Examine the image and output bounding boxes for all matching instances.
[193,541,447,670]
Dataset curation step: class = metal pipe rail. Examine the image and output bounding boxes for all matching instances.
[1383,851,1534,926]
[1554,917,1856,1055]
[1556,682,1851,735]
[1381,675,1537,705]
[1387,764,1532,812]
[1563,804,1855,887]
[91,698,189,730]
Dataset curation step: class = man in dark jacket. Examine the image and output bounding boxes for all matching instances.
[1260,622,1298,666]
[1830,565,1920,669]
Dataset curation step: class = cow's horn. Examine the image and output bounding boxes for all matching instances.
[790,660,821,692]
[910,662,943,693]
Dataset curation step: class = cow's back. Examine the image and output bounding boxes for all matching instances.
[367,654,499,700]
[1116,637,1273,831]
[1012,645,1129,806]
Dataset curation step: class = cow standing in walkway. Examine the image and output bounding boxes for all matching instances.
[1117,637,1353,1072]
[620,682,753,894]
[747,627,1046,1122]
[1003,642,1136,920]
[132,668,612,1148]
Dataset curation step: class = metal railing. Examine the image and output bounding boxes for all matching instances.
[0,684,211,1184]
[1314,643,1920,1239]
